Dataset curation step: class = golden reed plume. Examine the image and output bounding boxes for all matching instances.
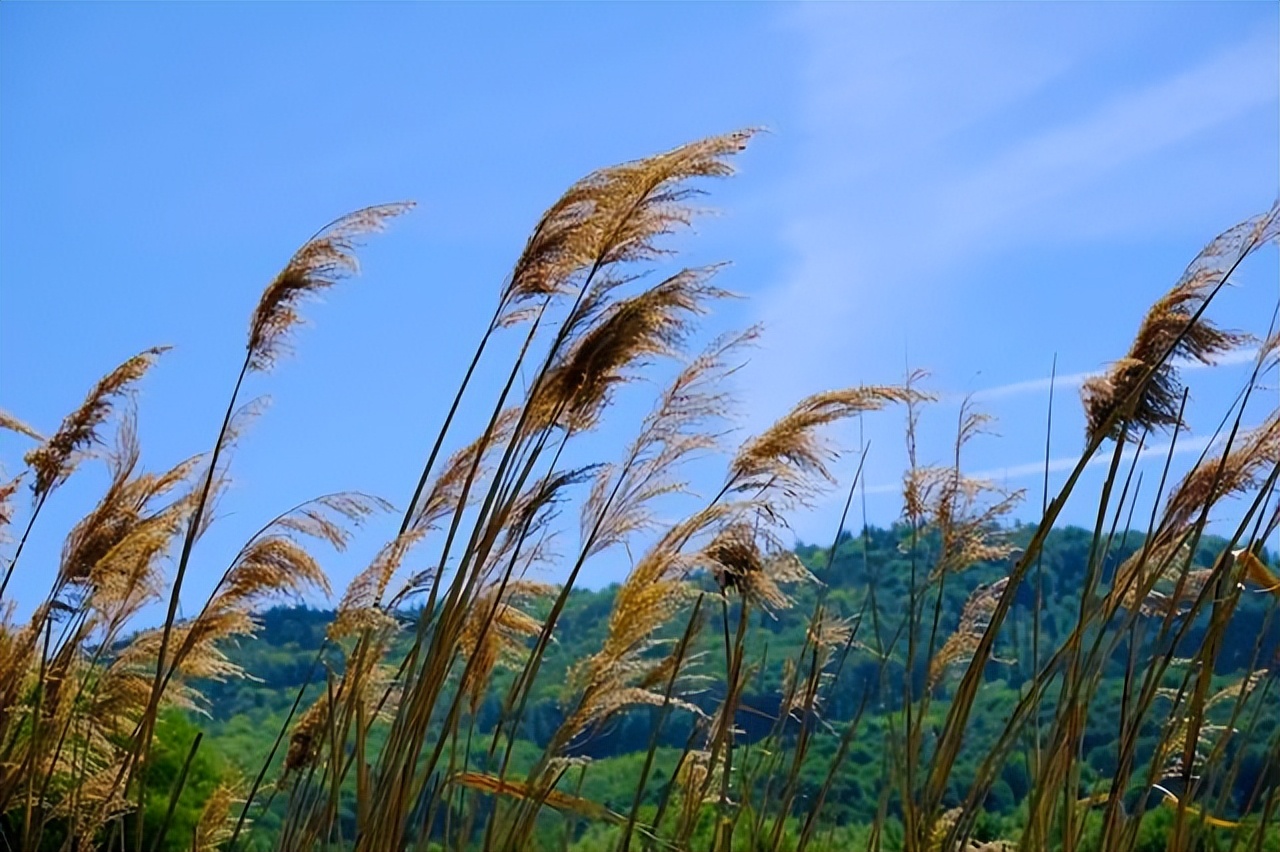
[500,131,755,321]
[248,202,414,371]
[1082,204,1277,442]
[24,347,168,499]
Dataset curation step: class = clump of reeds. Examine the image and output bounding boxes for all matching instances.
[2,133,1277,852]
[0,200,408,851]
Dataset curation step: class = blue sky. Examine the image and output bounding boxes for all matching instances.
[1,3,1277,611]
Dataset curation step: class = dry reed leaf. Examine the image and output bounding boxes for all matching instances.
[0,409,43,442]
[248,202,414,371]
[1234,549,1280,596]
[24,347,168,499]
[449,771,626,825]
[1153,788,1241,829]
[1082,204,1278,442]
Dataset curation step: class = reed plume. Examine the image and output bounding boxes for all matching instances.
[1114,413,1280,615]
[500,131,755,321]
[329,529,426,638]
[1162,412,1280,536]
[411,408,521,533]
[192,777,243,852]
[182,493,383,651]
[583,327,752,559]
[729,385,919,507]
[1154,671,1265,779]
[58,412,200,600]
[0,474,22,537]
[1081,204,1277,442]
[553,507,731,752]
[780,611,855,720]
[458,579,554,715]
[928,577,1012,690]
[282,648,397,781]
[529,266,731,432]
[902,407,1024,582]
[704,523,816,614]
[247,203,414,372]
[23,347,168,500]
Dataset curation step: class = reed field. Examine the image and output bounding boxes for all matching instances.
[1,131,1278,852]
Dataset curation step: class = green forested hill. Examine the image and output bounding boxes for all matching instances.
[191,524,1280,849]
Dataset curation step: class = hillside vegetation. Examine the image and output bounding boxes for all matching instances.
[199,524,1280,850]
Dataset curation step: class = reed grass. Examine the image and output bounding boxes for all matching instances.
[1,132,1277,852]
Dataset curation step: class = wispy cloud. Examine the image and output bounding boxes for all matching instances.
[857,424,1259,497]
[968,347,1263,402]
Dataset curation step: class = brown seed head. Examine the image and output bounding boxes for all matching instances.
[500,130,755,319]
[24,347,168,499]
[529,267,731,432]
[730,385,922,506]
[248,202,414,371]
[929,577,1012,690]
[1082,204,1276,442]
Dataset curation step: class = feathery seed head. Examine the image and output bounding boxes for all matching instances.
[704,523,816,614]
[529,267,731,432]
[731,385,922,507]
[929,577,1012,690]
[248,202,414,371]
[1082,204,1276,442]
[24,347,168,499]
[500,131,755,320]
